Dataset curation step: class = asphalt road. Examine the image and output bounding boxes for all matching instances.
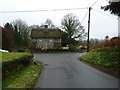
[33,53,119,88]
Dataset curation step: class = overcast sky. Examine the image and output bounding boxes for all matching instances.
[0,0,118,39]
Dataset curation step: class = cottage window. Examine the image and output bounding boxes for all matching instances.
[39,40,42,42]
[49,39,53,42]
[49,45,53,47]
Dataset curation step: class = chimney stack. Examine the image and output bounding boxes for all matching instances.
[44,25,48,28]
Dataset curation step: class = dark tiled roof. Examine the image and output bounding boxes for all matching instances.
[31,28,63,38]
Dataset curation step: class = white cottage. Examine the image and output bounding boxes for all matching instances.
[31,26,63,49]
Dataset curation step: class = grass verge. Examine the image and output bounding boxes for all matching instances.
[2,62,42,88]
[79,47,119,78]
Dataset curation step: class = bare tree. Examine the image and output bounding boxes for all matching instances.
[61,13,87,43]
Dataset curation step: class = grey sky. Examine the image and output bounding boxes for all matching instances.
[0,0,118,39]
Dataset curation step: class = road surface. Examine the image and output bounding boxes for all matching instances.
[33,53,119,88]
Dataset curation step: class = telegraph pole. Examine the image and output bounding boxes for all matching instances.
[87,7,91,52]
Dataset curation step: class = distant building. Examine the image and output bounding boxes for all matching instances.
[30,25,63,49]
[77,44,87,50]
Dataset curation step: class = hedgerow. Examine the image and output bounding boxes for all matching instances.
[2,52,33,79]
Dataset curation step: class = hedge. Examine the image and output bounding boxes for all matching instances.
[2,53,33,79]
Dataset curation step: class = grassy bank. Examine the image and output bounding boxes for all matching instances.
[79,47,119,67]
[3,62,42,88]
[79,47,119,78]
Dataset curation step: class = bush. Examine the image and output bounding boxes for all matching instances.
[89,37,120,51]
[103,39,120,48]
[69,44,76,51]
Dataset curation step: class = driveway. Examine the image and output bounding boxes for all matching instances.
[33,53,119,88]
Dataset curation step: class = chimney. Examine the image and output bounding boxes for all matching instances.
[44,25,48,28]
